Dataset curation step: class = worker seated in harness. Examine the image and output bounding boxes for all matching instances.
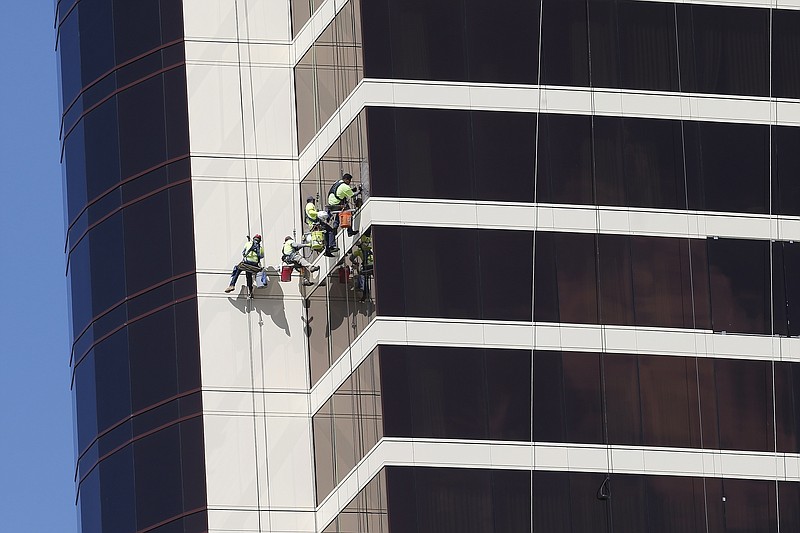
[349,234,373,302]
[305,195,338,257]
[326,173,361,236]
[225,234,264,295]
[282,236,319,286]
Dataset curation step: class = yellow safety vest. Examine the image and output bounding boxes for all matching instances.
[282,240,296,256]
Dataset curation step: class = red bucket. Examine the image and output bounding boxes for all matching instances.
[338,267,350,284]
[339,210,353,229]
[280,265,293,282]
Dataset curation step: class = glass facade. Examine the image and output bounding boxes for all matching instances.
[314,346,800,503]
[321,466,800,533]
[57,1,207,532]
[296,1,800,150]
[303,1,800,530]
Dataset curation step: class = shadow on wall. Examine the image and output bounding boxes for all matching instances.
[226,266,291,336]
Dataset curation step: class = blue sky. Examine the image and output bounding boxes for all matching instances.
[0,3,77,532]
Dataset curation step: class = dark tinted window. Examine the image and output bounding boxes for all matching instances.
[82,98,121,202]
[472,111,537,203]
[487,350,531,441]
[604,354,642,445]
[537,114,593,204]
[589,0,678,91]
[395,108,474,200]
[478,230,533,321]
[388,0,467,82]
[773,126,800,217]
[598,234,634,326]
[99,445,136,533]
[637,356,699,448]
[59,9,82,105]
[93,329,132,433]
[773,9,800,99]
[630,236,693,328]
[677,5,769,97]
[113,0,162,65]
[708,238,771,334]
[713,358,774,452]
[684,121,769,214]
[117,76,167,178]
[721,478,778,533]
[400,226,480,319]
[407,348,487,439]
[78,0,115,90]
[534,232,598,324]
[128,307,178,411]
[540,0,589,86]
[775,362,800,453]
[134,425,184,528]
[123,190,173,294]
[594,116,685,209]
[365,107,398,197]
[465,0,539,85]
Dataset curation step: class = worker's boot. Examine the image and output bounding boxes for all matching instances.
[310,265,320,272]
[224,285,235,293]
[302,279,314,286]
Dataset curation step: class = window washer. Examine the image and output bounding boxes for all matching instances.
[305,195,338,256]
[326,173,361,236]
[282,235,320,286]
[225,234,264,295]
[349,235,373,302]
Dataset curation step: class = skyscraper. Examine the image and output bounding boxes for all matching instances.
[59,0,800,532]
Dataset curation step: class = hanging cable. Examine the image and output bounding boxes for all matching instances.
[530,2,545,532]
[234,3,264,532]
[673,5,713,532]
[582,1,615,530]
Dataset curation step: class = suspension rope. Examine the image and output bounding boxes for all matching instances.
[531,2,545,532]
[672,5,712,532]
[234,3,264,532]
[582,1,615,530]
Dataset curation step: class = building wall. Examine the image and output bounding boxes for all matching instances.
[61,0,800,531]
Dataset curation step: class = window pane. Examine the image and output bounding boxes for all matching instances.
[562,352,604,443]
[721,478,778,533]
[365,107,398,197]
[630,236,693,328]
[773,10,800,99]
[684,121,769,214]
[464,0,539,84]
[478,230,533,321]
[677,5,769,97]
[133,425,184,528]
[713,358,774,452]
[400,227,480,319]
[379,346,412,437]
[534,232,598,324]
[389,0,467,82]
[407,347,488,439]
[598,234,634,326]
[117,76,167,178]
[395,108,474,200]
[487,350,531,441]
[128,307,178,411]
[708,238,771,334]
[471,111,537,203]
[604,354,642,445]
[537,114,594,204]
[772,126,800,217]
[540,0,589,86]
[638,356,698,448]
[589,0,678,91]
